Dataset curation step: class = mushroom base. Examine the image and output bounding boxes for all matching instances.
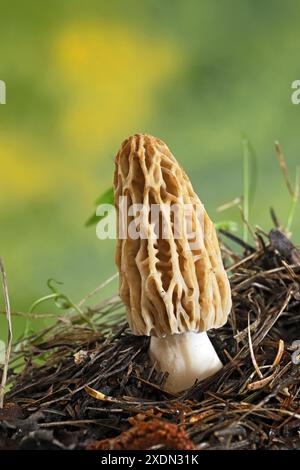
[149,331,223,393]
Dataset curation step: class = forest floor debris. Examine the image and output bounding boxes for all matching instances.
[0,226,300,450]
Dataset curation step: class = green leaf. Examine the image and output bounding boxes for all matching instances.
[94,187,114,205]
[85,187,114,227]
[215,220,239,232]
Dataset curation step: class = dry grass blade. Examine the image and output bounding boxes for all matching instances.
[77,272,119,310]
[85,385,119,403]
[0,257,12,408]
[271,339,285,368]
[247,312,263,379]
[275,142,295,198]
[217,197,241,212]
[247,367,279,391]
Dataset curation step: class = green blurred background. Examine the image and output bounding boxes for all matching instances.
[1,0,300,340]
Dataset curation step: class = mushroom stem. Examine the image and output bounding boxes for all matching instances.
[149,331,223,393]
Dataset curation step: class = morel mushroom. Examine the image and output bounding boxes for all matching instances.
[114,134,232,393]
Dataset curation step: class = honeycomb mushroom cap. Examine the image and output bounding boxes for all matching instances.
[114,134,232,337]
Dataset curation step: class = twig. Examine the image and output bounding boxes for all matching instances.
[268,408,300,420]
[0,258,12,408]
[270,207,281,229]
[219,229,255,253]
[227,251,259,272]
[0,310,58,318]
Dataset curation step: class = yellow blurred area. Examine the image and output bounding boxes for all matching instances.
[1,21,180,210]
[0,132,53,204]
[54,21,180,154]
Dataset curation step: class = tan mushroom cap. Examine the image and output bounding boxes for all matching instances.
[114,134,232,337]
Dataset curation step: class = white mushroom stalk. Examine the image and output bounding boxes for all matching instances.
[114,134,232,394]
[150,331,223,393]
